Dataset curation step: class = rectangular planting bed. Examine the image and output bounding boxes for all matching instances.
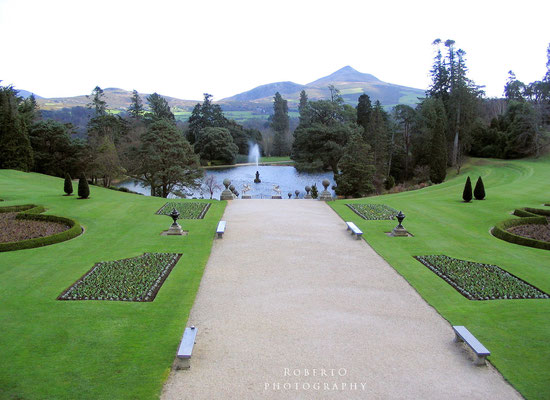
[414,255,549,300]
[156,202,211,219]
[346,204,398,220]
[58,253,181,302]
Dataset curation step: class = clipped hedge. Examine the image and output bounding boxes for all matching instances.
[0,205,82,252]
[492,207,550,251]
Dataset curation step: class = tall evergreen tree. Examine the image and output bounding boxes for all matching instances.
[334,134,375,197]
[0,85,33,171]
[186,93,227,144]
[87,86,107,116]
[356,93,372,137]
[420,98,448,184]
[146,92,174,122]
[271,92,290,156]
[298,90,310,126]
[128,90,144,119]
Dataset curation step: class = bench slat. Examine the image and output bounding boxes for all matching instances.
[216,221,226,233]
[346,222,363,237]
[177,327,198,359]
[453,326,490,356]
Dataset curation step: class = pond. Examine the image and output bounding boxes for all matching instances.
[116,165,336,199]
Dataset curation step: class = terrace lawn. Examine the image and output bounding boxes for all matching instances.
[330,156,550,399]
[0,170,225,400]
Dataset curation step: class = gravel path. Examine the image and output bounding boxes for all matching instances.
[162,200,521,400]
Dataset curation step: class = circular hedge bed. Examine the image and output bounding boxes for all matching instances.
[492,207,550,251]
[0,204,82,252]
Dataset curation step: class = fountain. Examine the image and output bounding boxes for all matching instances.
[248,143,260,166]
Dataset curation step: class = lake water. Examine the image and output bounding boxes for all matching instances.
[117,165,336,199]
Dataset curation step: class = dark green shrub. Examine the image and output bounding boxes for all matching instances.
[78,174,90,199]
[310,184,319,199]
[462,176,472,202]
[384,176,395,190]
[474,176,485,200]
[64,173,73,196]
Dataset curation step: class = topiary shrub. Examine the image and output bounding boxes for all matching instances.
[474,176,485,200]
[64,173,73,196]
[78,174,90,199]
[310,184,319,199]
[462,176,472,202]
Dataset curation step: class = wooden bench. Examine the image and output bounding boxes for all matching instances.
[176,326,198,370]
[453,325,490,365]
[216,221,226,238]
[346,221,363,240]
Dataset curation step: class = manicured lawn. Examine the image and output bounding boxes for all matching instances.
[0,170,225,400]
[330,157,550,399]
[259,156,293,163]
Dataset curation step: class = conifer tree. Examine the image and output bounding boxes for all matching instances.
[78,173,90,199]
[64,173,73,195]
[356,93,372,136]
[128,90,144,120]
[271,92,290,156]
[0,85,34,171]
[462,176,472,202]
[474,176,486,200]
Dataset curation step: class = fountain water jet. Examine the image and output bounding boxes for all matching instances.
[248,143,260,166]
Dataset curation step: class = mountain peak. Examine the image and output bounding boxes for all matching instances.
[307,66,380,87]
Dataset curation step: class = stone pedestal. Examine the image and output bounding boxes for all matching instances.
[271,195,282,199]
[319,179,332,201]
[167,223,184,235]
[220,178,234,200]
[390,226,409,237]
[242,194,252,199]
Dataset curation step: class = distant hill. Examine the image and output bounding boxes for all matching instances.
[221,66,425,108]
[36,88,199,111]
[32,66,425,115]
[16,90,43,99]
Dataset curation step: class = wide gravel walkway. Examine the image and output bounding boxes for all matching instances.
[162,200,521,400]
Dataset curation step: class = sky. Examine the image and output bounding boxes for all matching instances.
[1,0,548,101]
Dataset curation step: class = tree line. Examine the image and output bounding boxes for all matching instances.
[0,86,262,198]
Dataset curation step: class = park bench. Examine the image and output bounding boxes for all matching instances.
[346,221,363,240]
[216,221,226,238]
[176,326,198,370]
[452,325,490,365]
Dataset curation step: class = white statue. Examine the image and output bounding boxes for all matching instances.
[272,185,281,195]
[242,184,252,193]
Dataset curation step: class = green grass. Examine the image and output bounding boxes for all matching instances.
[0,171,225,399]
[260,156,293,163]
[330,157,550,399]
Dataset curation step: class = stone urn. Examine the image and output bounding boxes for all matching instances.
[391,211,409,237]
[319,179,332,201]
[166,208,184,235]
[220,178,234,200]
[304,186,312,199]
[295,190,300,199]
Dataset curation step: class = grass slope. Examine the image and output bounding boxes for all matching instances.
[330,157,550,399]
[0,171,225,400]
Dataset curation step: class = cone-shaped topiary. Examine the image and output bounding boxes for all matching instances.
[64,173,73,196]
[78,174,90,199]
[474,176,486,200]
[462,176,472,202]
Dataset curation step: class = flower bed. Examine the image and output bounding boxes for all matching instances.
[346,204,398,220]
[58,253,181,302]
[414,255,549,300]
[492,207,550,250]
[156,202,211,219]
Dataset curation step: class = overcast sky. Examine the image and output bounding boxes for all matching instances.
[1,0,548,101]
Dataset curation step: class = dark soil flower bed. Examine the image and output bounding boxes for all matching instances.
[156,202,211,219]
[0,212,70,243]
[346,204,398,220]
[414,255,549,300]
[508,218,550,243]
[58,253,181,302]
